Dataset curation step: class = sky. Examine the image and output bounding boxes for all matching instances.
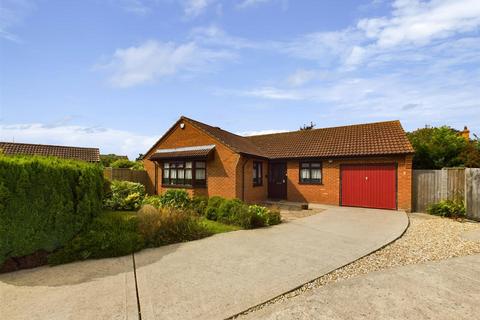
[1,0,479,159]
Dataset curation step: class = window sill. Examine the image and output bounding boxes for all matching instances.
[299,181,323,185]
[162,184,207,189]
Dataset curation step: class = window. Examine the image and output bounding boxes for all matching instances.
[162,160,206,187]
[253,161,263,186]
[299,161,322,184]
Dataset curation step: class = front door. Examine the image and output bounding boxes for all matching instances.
[268,162,287,199]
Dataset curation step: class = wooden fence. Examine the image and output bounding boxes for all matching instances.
[104,167,150,189]
[412,168,480,220]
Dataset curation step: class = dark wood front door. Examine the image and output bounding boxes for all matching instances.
[268,162,287,199]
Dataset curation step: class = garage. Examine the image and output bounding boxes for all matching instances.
[341,164,397,210]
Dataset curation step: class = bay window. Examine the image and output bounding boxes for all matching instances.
[162,160,206,187]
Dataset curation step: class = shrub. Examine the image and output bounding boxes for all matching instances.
[190,195,208,215]
[266,207,282,225]
[137,206,212,247]
[427,199,466,218]
[159,189,191,209]
[103,180,146,211]
[48,211,143,265]
[205,196,227,220]
[110,159,145,170]
[142,195,163,208]
[0,156,103,265]
[217,199,244,223]
[248,205,269,228]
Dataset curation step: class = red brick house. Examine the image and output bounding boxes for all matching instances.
[143,116,414,211]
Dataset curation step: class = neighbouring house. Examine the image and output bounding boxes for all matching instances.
[0,142,100,162]
[143,116,414,211]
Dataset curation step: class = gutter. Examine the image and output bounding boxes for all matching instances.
[241,157,248,201]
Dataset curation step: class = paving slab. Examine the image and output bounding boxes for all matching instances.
[0,255,138,320]
[134,206,408,320]
[246,254,480,320]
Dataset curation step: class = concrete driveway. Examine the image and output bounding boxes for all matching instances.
[245,254,480,320]
[0,205,407,320]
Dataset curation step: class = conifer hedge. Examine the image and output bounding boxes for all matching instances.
[0,156,104,264]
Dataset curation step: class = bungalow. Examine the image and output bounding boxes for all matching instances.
[143,116,414,211]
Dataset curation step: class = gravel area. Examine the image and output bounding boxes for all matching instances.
[232,212,480,319]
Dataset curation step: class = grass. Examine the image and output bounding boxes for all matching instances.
[200,217,242,234]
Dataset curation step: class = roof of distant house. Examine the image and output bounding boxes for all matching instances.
[0,142,100,162]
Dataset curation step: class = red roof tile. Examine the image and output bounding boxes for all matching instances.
[0,142,100,162]
[246,120,414,158]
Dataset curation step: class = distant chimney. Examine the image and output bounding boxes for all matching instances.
[460,126,470,140]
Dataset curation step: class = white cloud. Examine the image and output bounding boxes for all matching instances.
[118,0,152,15]
[0,123,157,159]
[183,0,215,17]
[0,0,34,42]
[98,40,234,87]
[287,69,316,87]
[237,0,288,10]
[358,0,480,48]
[238,129,288,136]
[190,25,257,49]
[237,0,270,9]
[242,86,303,100]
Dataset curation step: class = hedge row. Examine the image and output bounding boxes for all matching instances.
[0,156,104,264]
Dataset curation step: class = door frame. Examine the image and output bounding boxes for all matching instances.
[268,161,287,200]
[339,162,398,210]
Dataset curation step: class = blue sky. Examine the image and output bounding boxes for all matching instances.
[1,0,479,159]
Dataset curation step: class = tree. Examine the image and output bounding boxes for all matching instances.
[100,154,128,167]
[407,126,468,169]
[300,121,316,130]
[110,159,145,171]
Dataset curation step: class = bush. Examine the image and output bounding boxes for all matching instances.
[142,195,163,208]
[217,199,245,223]
[248,205,269,228]
[190,195,208,215]
[205,196,227,220]
[0,156,103,265]
[110,159,145,170]
[48,211,143,265]
[266,207,282,225]
[427,199,466,218]
[159,189,191,209]
[137,206,212,247]
[103,180,146,211]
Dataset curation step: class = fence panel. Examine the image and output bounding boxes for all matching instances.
[465,168,480,221]
[104,167,149,187]
[412,170,442,213]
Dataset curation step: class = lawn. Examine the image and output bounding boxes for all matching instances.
[48,210,242,265]
[200,217,242,234]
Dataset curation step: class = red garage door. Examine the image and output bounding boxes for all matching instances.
[341,164,397,210]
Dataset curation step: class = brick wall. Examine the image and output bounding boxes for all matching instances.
[144,119,240,199]
[286,155,413,211]
[240,157,268,203]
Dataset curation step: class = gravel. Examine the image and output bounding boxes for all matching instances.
[232,212,480,319]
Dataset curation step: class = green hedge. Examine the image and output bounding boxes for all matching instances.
[0,156,104,264]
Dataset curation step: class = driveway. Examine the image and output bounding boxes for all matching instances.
[244,254,480,320]
[0,205,407,320]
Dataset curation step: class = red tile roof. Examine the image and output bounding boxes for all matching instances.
[246,120,414,159]
[0,142,100,162]
[182,117,268,157]
[145,117,414,160]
